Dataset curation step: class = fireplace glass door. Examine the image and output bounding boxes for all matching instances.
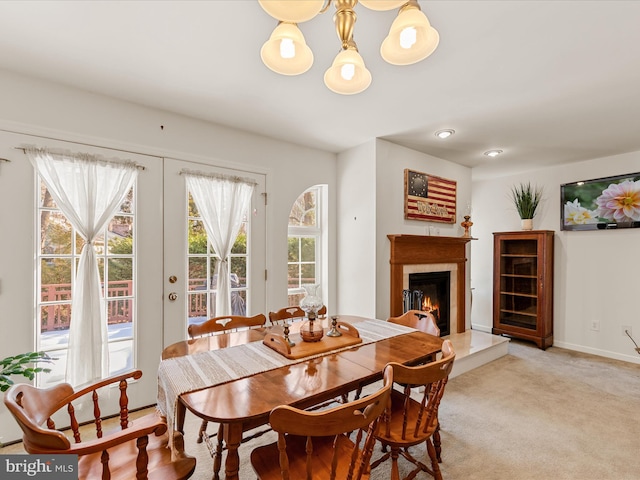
[407,271,450,336]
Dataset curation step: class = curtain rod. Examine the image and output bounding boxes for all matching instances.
[180,168,257,186]
[14,147,146,170]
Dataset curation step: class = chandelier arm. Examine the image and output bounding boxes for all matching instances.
[319,0,333,15]
[401,0,421,13]
[333,0,358,49]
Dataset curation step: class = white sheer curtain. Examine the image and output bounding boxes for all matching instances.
[27,148,138,387]
[184,171,255,316]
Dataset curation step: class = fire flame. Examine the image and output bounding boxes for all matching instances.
[422,296,439,317]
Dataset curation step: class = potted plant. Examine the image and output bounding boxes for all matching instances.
[1,351,54,392]
[511,182,543,230]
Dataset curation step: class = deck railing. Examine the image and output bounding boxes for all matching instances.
[40,277,251,331]
[41,281,135,332]
[40,276,312,331]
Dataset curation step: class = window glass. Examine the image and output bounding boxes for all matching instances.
[287,187,323,307]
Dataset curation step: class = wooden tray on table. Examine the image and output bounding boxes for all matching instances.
[263,321,362,360]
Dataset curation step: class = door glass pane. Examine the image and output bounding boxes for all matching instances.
[40,304,71,341]
[109,339,133,375]
[37,349,67,389]
[40,211,72,255]
[41,258,73,288]
[108,258,132,285]
[39,185,58,209]
[108,216,133,254]
[231,224,247,254]
[188,292,207,324]
[107,297,133,325]
[189,257,207,289]
[230,257,246,287]
[188,219,207,254]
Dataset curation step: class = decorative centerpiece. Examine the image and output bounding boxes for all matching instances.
[299,284,324,342]
[460,215,473,237]
[326,315,342,337]
[511,182,543,230]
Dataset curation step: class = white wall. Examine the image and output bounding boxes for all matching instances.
[336,140,473,321]
[472,151,640,363]
[336,141,377,317]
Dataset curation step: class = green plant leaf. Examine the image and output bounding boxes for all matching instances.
[0,351,56,391]
[511,182,543,219]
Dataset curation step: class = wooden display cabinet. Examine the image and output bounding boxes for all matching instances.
[493,230,554,349]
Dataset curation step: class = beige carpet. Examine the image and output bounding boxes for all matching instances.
[183,339,640,479]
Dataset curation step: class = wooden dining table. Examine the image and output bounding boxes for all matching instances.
[159,315,443,480]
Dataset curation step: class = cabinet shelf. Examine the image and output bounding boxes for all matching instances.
[500,307,537,317]
[493,230,554,350]
[499,291,537,299]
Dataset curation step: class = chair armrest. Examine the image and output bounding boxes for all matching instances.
[61,413,167,456]
[64,370,143,403]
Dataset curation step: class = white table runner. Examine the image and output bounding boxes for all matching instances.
[157,319,416,433]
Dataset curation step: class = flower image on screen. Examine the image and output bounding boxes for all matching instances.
[561,172,640,231]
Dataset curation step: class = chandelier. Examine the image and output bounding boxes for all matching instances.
[258,0,439,95]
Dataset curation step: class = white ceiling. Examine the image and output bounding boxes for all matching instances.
[1,1,639,179]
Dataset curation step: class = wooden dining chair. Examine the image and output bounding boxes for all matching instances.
[388,309,440,365]
[370,339,456,480]
[187,312,267,338]
[3,369,196,480]
[267,305,327,325]
[388,309,440,337]
[187,313,267,444]
[250,364,393,480]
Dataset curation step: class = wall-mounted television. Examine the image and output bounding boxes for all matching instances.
[561,172,640,231]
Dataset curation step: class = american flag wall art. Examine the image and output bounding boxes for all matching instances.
[404,169,457,223]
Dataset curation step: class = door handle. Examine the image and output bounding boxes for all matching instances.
[168,292,178,302]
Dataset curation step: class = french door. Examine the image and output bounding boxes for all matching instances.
[0,130,266,418]
[0,133,165,412]
[161,158,267,349]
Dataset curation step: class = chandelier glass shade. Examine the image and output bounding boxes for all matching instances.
[380,4,439,65]
[258,0,325,23]
[258,0,439,95]
[324,47,372,95]
[358,0,407,11]
[260,22,314,75]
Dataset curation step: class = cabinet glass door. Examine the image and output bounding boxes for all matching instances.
[499,239,538,330]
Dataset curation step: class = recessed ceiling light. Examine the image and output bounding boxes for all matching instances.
[435,129,455,139]
[484,149,503,157]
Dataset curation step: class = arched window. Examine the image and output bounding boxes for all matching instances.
[287,186,326,306]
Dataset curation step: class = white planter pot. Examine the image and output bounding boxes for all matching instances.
[521,218,533,230]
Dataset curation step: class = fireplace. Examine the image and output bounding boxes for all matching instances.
[388,234,473,334]
[405,271,451,336]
